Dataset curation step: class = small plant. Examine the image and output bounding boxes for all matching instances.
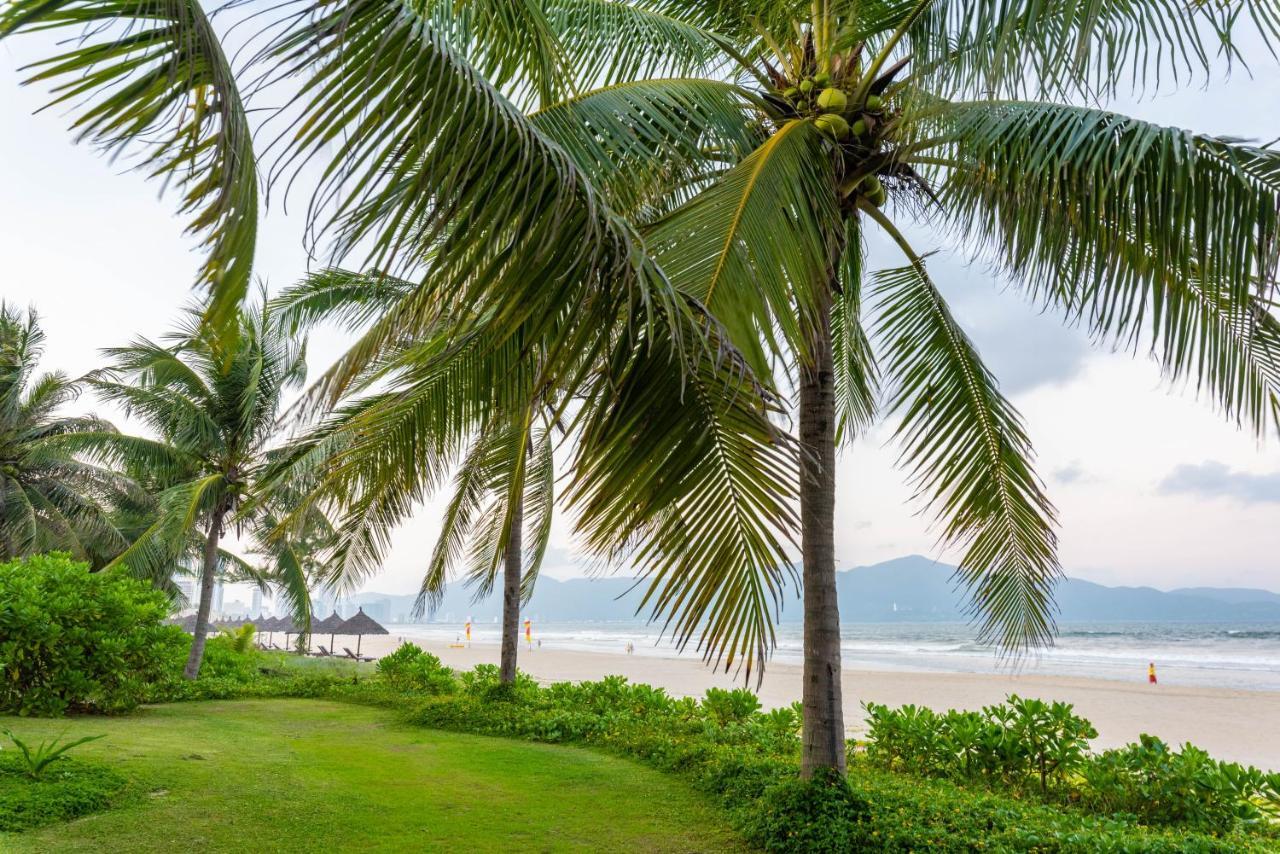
[221,623,257,653]
[2,729,105,779]
[701,687,761,726]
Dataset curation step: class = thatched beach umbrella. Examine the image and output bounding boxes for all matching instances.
[311,612,345,654]
[275,615,299,650]
[258,615,283,646]
[335,608,388,657]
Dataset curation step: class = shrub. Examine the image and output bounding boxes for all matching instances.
[0,553,178,716]
[742,768,870,853]
[1081,734,1280,833]
[701,687,761,726]
[375,643,457,695]
[865,694,1096,792]
[0,751,127,832]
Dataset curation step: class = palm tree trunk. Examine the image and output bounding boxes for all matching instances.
[183,506,225,680]
[799,287,846,777]
[499,492,524,685]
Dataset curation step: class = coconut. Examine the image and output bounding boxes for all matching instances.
[799,79,814,94]
[862,175,887,206]
[795,99,809,113]
[865,94,884,110]
[814,113,850,140]
[814,72,831,87]
[816,88,847,113]
[851,119,869,137]
[783,86,800,100]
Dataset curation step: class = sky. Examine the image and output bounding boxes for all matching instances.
[2,27,1279,599]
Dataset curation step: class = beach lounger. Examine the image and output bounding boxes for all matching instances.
[315,646,333,657]
[342,647,374,662]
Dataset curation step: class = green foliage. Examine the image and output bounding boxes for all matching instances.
[1,730,105,780]
[741,768,870,853]
[1081,735,1280,833]
[0,750,127,833]
[863,696,1280,838]
[0,305,131,566]
[865,694,1097,791]
[0,554,178,716]
[374,643,457,695]
[220,623,257,654]
[700,687,761,726]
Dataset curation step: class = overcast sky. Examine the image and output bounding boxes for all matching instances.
[3,29,1278,597]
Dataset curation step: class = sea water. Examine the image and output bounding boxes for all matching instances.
[390,620,1280,692]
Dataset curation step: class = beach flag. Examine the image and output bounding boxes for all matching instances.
[465,618,472,645]
[524,618,532,647]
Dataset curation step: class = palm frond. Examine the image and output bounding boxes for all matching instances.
[925,101,1280,434]
[644,119,841,376]
[868,247,1060,653]
[1,0,258,325]
[415,425,493,617]
[883,0,1280,98]
[531,77,762,219]
[569,312,799,680]
[270,269,418,334]
[832,219,879,442]
[261,0,670,405]
[520,426,556,603]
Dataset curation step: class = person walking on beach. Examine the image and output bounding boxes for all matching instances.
[1148,662,1158,685]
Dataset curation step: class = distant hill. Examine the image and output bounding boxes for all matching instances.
[1171,586,1280,606]
[346,555,1280,625]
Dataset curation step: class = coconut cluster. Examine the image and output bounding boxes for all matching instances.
[775,74,890,207]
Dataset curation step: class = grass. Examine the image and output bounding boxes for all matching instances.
[0,699,744,853]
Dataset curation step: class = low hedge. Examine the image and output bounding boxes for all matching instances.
[0,752,128,832]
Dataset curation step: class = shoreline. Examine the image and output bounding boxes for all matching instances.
[321,633,1280,770]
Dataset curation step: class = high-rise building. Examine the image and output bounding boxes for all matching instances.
[251,587,263,616]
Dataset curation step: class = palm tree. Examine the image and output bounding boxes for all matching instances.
[1,0,800,681]
[8,0,1280,777]
[605,3,1280,774]
[64,299,322,678]
[0,303,134,563]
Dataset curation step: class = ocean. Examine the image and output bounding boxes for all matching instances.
[388,620,1280,692]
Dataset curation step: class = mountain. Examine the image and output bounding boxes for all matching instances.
[345,555,1280,624]
[1171,586,1280,606]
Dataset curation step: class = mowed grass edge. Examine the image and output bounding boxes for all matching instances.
[0,699,745,853]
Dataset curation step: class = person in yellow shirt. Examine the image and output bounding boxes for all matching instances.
[1148,662,1158,685]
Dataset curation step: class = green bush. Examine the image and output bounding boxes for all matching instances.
[742,768,870,852]
[865,694,1096,792]
[1081,734,1280,833]
[0,751,127,832]
[861,695,1280,841]
[375,643,457,695]
[846,757,1263,853]
[0,553,179,716]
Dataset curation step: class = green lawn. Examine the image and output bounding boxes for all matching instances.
[0,699,744,853]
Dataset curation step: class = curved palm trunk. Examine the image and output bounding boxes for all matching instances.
[183,507,225,680]
[499,493,524,685]
[799,288,846,777]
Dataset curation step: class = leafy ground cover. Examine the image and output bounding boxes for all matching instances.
[0,699,744,853]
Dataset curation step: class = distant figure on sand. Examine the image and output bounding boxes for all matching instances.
[625,642,634,655]
[1148,662,1158,685]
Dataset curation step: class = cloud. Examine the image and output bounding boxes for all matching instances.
[1157,461,1280,504]
[1052,462,1091,484]
[864,232,1094,396]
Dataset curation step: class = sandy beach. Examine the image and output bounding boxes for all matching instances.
[346,634,1280,770]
